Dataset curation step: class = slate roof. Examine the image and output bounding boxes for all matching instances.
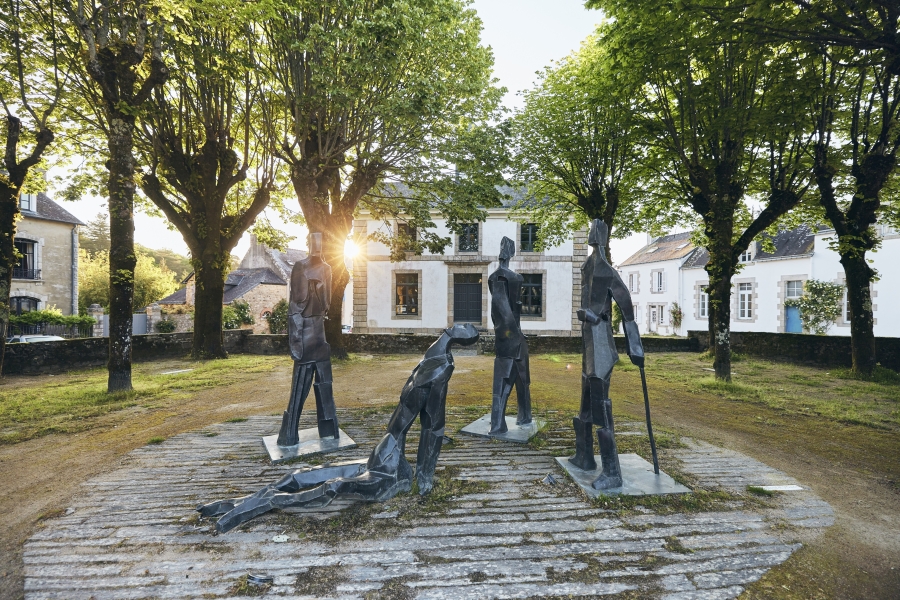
[618,232,696,267]
[222,268,286,304]
[269,248,307,281]
[682,225,817,269]
[157,287,186,305]
[21,192,84,226]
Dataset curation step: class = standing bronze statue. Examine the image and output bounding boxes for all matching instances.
[277,233,339,446]
[570,219,644,490]
[199,324,479,533]
[488,236,533,434]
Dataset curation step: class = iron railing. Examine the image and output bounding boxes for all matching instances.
[12,267,40,279]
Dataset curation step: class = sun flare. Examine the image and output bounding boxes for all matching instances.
[344,239,359,259]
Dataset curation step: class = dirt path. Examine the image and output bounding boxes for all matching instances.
[1,353,898,599]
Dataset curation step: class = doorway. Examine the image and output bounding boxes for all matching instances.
[453,273,482,323]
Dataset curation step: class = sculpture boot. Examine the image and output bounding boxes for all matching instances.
[592,399,623,490]
[415,427,445,494]
[277,363,313,446]
[314,381,339,439]
[489,392,509,434]
[569,416,597,471]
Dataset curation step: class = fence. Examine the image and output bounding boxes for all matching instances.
[7,322,94,339]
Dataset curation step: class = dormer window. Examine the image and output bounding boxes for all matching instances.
[19,193,36,212]
[739,245,754,262]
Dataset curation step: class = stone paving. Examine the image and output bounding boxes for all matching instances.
[23,407,833,599]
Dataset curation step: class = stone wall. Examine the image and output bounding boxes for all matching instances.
[2,330,250,375]
[239,283,288,334]
[688,330,900,371]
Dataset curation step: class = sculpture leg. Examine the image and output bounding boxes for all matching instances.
[592,379,623,490]
[569,374,597,471]
[490,356,515,434]
[415,380,447,494]
[513,357,532,425]
[313,360,339,439]
[277,361,315,446]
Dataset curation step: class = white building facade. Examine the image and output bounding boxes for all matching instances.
[619,226,900,337]
[351,209,586,336]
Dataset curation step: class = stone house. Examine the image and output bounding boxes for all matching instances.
[351,204,585,336]
[157,236,354,334]
[11,192,83,315]
[618,224,900,337]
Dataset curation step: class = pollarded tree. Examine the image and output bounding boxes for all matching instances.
[137,0,275,359]
[260,0,502,358]
[60,0,169,391]
[0,0,65,375]
[510,34,664,261]
[591,0,815,381]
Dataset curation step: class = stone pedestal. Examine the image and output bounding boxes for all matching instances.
[460,414,545,444]
[556,453,690,498]
[262,427,357,463]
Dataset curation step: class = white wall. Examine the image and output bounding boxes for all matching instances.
[619,258,683,335]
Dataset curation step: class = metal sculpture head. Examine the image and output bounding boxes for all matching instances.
[499,236,515,261]
[588,219,609,249]
[445,323,479,346]
[309,233,323,257]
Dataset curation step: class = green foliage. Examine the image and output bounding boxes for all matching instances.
[9,308,95,327]
[786,279,844,335]
[79,249,180,312]
[669,303,683,333]
[267,298,288,334]
[611,302,623,334]
[222,299,253,330]
[154,319,177,333]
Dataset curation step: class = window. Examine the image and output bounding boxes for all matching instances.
[699,291,708,318]
[785,280,803,299]
[738,282,753,319]
[395,273,419,315]
[12,296,39,315]
[520,223,539,252]
[397,223,417,251]
[628,273,638,293]
[520,273,542,317]
[13,239,39,279]
[739,246,754,262]
[453,273,482,322]
[458,223,479,253]
[845,290,851,322]
[651,270,666,293]
[19,193,35,212]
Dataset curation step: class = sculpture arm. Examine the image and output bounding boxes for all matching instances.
[611,272,644,366]
[491,279,516,326]
[321,264,332,309]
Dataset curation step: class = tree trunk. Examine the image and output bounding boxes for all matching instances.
[841,252,877,375]
[322,225,351,360]
[0,184,17,377]
[192,259,228,359]
[704,210,736,382]
[106,116,138,392]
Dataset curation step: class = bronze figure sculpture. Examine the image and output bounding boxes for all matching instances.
[570,219,644,490]
[199,324,479,533]
[488,236,533,434]
[277,232,339,446]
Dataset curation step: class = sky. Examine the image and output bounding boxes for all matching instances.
[56,0,648,264]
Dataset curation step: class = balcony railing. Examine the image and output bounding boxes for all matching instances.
[12,267,40,279]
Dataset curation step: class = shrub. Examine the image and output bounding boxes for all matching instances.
[155,319,177,333]
[9,308,96,327]
[669,302,683,334]
[223,299,254,330]
[611,303,623,334]
[268,299,289,334]
[785,279,844,334]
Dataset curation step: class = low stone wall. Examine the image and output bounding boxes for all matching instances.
[2,330,250,375]
[688,330,900,371]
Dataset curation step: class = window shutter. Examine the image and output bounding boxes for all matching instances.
[662,271,667,293]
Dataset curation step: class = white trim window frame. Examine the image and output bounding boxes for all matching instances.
[699,291,708,318]
[738,282,753,319]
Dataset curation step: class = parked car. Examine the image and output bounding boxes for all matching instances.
[341,325,353,334]
[6,334,66,344]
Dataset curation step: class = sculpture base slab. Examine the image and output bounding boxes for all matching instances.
[459,414,545,444]
[262,428,357,463]
[556,454,690,498]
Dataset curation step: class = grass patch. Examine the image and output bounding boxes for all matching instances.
[225,417,248,423]
[147,436,165,445]
[0,355,284,445]
[747,485,776,497]
[229,574,271,596]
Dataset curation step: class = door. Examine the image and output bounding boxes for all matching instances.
[785,306,801,333]
[649,305,658,332]
[453,273,482,323]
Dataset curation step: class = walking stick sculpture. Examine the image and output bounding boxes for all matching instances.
[639,366,659,475]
